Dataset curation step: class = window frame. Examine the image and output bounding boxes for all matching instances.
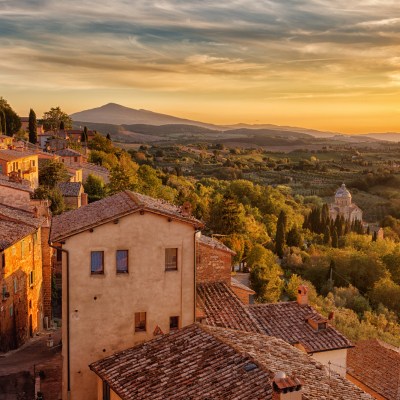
[135,312,147,333]
[90,251,104,275]
[165,248,178,271]
[169,316,179,331]
[116,250,129,274]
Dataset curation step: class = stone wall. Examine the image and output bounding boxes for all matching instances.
[0,230,43,352]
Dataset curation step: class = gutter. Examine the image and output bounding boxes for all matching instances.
[193,228,202,323]
[49,241,70,398]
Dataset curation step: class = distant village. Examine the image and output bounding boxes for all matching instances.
[0,115,398,400]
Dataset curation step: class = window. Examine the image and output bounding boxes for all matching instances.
[91,251,104,274]
[74,157,78,162]
[165,248,178,271]
[29,270,35,287]
[1,253,5,271]
[102,381,110,400]
[13,277,18,293]
[135,312,146,332]
[170,316,179,331]
[116,250,128,273]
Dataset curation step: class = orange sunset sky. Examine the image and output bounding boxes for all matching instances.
[1,0,399,133]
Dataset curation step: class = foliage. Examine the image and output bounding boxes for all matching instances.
[275,210,287,258]
[249,262,283,303]
[38,160,69,188]
[42,106,72,131]
[84,174,106,203]
[0,97,21,136]
[33,186,65,215]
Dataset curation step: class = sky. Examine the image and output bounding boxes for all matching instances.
[1,0,399,133]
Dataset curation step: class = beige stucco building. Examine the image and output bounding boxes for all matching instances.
[0,149,39,188]
[50,191,202,400]
[329,183,362,222]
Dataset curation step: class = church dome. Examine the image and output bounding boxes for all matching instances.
[335,183,351,198]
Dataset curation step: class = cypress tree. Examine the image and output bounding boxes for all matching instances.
[332,228,338,248]
[323,225,331,245]
[60,120,65,130]
[286,226,302,247]
[106,133,111,140]
[275,210,287,258]
[28,108,37,144]
[81,126,88,142]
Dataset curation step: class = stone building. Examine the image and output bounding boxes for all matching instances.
[329,183,362,222]
[0,205,44,351]
[0,149,39,188]
[50,190,202,400]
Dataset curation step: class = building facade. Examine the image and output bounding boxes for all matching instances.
[329,183,362,222]
[50,191,202,400]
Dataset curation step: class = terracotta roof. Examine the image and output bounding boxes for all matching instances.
[0,149,37,161]
[0,175,33,193]
[57,182,82,197]
[231,277,255,294]
[197,234,236,254]
[0,219,37,250]
[210,326,373,400]
[196,282,262,333]
[249,302,353,353]
[50,190,202,242]
[55,148,84,157]
[90,324,272,400]
[90,324,372,400]
[347,339,400,400]
[0,203,43,250]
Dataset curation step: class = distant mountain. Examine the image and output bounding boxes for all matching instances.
[362,133,400,142]
[71,103,400,143]
[70,103,219,129]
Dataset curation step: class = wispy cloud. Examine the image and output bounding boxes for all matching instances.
[0,0,399,131]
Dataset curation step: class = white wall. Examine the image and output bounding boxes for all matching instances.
[312,348,348,377]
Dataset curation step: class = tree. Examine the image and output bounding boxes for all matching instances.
[84,174,106,203]
[39,160,69,188]
[108,164,136,194]
[42,107,72,132]
[0,97,21,136]
[275,210,287,258]
[249,262,283,303]
[81,126,88,143]
[28,108,37,144]
[286,226,302,247]
[106,133,111,140]
[332,228,339,248]
[33,187,65,215]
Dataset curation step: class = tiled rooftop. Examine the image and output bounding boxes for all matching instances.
[55,148,84,157]
[0,202,44,250]
[210,326,373,400]
[50,190,202,242]
[0,175,33,192]
[0,219,37,251]
[90,324,372,400]
[0,149,37,161]
[196,282,262,333]
[249,302,353,353]
[57,182,82,197]
[90,324,272,400]
[197,234,236,254]
[231,277,255,294]
[347,339,400,400]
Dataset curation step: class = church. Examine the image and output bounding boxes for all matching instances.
[329,183,363,222]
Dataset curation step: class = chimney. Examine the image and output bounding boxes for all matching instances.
[273,372,303,400]
[181,201,192,217]
[296,285,308,306]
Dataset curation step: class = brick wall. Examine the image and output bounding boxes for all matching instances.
[231,286,252,305]
[196,242,232,285]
